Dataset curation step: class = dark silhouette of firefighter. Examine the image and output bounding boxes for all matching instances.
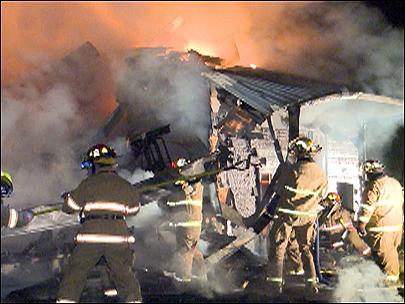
[358,159,403,286]
[266,136,327,294]
[56,144,142,303]
[1,170,34,228]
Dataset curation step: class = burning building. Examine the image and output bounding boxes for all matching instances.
[1,43,404,302]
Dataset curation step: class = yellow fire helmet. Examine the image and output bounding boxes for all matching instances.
[81,144,117,169]
[1,170,14,197]
[289,136,322,156]
[362,159,384,175]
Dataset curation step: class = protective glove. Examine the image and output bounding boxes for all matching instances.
[17,209,34,227]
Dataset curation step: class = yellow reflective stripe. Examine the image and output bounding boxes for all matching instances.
[307,277,318,283]
[104,288,118,297]
[320,222,351,232]
[84,202,139,215]
[125,205,140,215]
[386,275,399,282]
[368,225,403,232]
[359,204,375,211]
[284,185,319,196]
[267,277,283,283]
[332,241,344,248]
[167,200,202,207]
[67,194,81,211]
[169,220,202,228]
[8,209,18,228]
[358,216,371,223]
[278,208,318,217]
[75,233,135,244]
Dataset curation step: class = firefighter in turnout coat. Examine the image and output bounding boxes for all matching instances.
[358,160,404,286]
[57,144,142,303]
[1,171,34,229]
[165,158,206,283]
[267,136,327,294]
[287,192,371,276]
[318,192,370,255]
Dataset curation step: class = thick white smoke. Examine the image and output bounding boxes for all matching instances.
[1,42,114,208]
[1,84,83,208]
[114,49,211,154]
[333,255,403,302]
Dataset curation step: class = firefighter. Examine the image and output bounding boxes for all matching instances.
[358,159,403,286]
[1,170,34,229]
[318,192,370,255]
[166,158,207,284]
[56,144,142,303]
[266,136,327,294]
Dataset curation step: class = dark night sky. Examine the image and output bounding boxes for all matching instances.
[367,1,404,27]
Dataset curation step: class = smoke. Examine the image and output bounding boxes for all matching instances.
[1,42,115,208]
[300,96,403,163]
[333,255,402,302]
[115,49,211,150]
[1,84,83,208]
[1,2,403,204]
[2,2,403,98]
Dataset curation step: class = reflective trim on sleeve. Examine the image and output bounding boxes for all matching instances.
[8,208,19,228]
[66,194,82,211]
[75,233,135,244]
[278,208,318,217]
[167,200,203,207]
[368,225,403,232]
[83,202,139,215]
[358,216,371,223]
[385,275,399,282]
[169,220,202,228]
[362,247,371,256]
[284,185,319,196]
[307,277,318,283]
[125,205,140,215]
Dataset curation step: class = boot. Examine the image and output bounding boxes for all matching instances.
[305,277,319,294]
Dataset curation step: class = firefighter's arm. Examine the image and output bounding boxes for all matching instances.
[358,182,379,227]
[124,188,141,217]
[1,204,33,228]
[62,191,82,214]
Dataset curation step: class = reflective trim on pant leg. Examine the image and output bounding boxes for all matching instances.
[169,220,202,228]
[174,274,192,282]
[307,277,318,283]
[277,208,318,217]
[266,277,283,283]
[56,299,77,303]
[104,288,118,297]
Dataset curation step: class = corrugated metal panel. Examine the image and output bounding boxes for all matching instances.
[203,69,346,115]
